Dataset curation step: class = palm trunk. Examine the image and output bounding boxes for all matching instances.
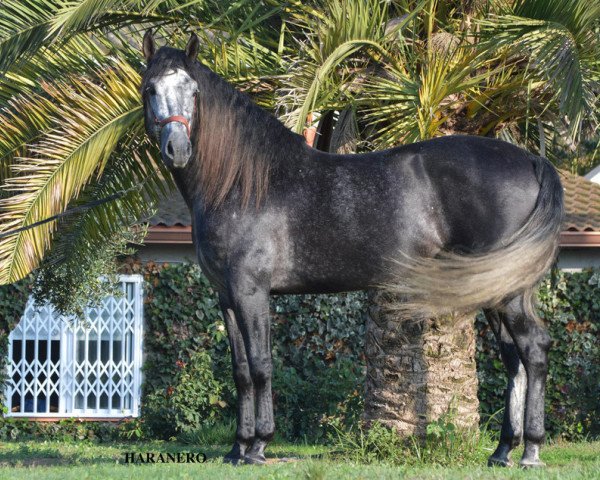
[363,290,479,437]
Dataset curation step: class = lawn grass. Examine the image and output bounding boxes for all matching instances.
[0,439,598,479]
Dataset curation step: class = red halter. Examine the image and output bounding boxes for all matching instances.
[155,115,191,137]
[152,93,196,138]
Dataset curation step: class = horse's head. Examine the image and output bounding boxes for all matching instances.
[141,31,199,169]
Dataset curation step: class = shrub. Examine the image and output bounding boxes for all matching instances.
[0,417,123,442]
[326,412,495,466]
[271,292,367,440]
[136,260,233,438]
[134,259,367,440]
[143,350,227,438]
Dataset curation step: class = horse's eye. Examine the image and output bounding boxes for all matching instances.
[146,85,156,96]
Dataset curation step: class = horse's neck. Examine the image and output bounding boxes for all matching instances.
[171,72,311,210]
[172,170,203,211]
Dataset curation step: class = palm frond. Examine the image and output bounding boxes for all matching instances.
[0,34,108,102]
[41,140,171,270]
[0,93,58,188]
[50,0,129,35]
[477,0,600,140]
[361,44,490,145]
[0,60,143,284]
[276,0,399,133]
[0,34,140,187]
[28,135,171,317]
[50,1,182,37]
[0,0,61,72]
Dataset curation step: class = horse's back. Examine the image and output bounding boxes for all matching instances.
[382,135,543,252]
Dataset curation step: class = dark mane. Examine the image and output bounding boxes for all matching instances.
[142,47,305,209]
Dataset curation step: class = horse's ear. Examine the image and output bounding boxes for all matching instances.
[185,33,199,61]
[143,30,156,62]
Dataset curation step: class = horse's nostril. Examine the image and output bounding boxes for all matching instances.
[166,141,174,158]
[186,143,192,157]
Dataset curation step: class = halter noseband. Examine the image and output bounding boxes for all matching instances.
[150,92,197,139]
[155,115,191,137]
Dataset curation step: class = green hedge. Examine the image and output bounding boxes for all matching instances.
[134,261,600,441]
[129,259,366,440]
[137,262,600,441]
[1,261,599,441]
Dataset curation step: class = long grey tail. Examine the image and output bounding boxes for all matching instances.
[385,156,564,318]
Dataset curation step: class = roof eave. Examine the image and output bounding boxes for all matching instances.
[559,231,600,248]
[145,225,193,244]
[145,226,600,248]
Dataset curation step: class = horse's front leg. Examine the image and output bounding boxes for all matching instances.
[219,293,255,465]
[229,276,274,465]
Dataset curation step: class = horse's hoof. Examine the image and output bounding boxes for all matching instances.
[519,459,546,469]
[488,456,513,468]
[244,453,267,465]
[223,455,244,466]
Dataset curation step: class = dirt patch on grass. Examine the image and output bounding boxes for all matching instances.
[0,457,66,467]
[265,457,301,465]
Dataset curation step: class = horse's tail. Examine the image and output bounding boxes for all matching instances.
[385,156,564,318]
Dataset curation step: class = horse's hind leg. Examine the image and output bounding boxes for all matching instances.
[219,293,255,465]
[497,293,551,468]
[484,308,526,467]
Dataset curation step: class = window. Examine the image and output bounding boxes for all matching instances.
[4,275,143,418]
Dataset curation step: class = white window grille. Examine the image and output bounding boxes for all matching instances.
[4,275,143,418]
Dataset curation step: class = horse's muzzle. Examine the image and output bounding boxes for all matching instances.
[161,126,191,169]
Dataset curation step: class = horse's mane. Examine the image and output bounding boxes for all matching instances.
[142,47,305,209]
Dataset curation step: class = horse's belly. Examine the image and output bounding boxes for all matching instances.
[269,230,424,295]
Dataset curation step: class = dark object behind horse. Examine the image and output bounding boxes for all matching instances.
[140,32,564,468]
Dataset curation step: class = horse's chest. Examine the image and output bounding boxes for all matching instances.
[191,220,229,289]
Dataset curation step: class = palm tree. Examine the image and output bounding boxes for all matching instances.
[276,0,600,436]
[0,0,599,437]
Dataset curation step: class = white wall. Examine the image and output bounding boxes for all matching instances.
[557,248,600,272]
[584,164,600,185]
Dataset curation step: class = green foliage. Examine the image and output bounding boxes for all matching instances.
[0,417,126,442]
[271,291,367,440]
[327,419,407,464]
[136,260,366,440]
[0,278,31,409]
[30,226,146,319]
[177,418,237,446]
[136,260,233,439]
[143,350,227,438]
[139,262,598,441]
[115,417,145,441]
[416,411,493,466]
[326,414,494,466]
[273,357,364,441]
